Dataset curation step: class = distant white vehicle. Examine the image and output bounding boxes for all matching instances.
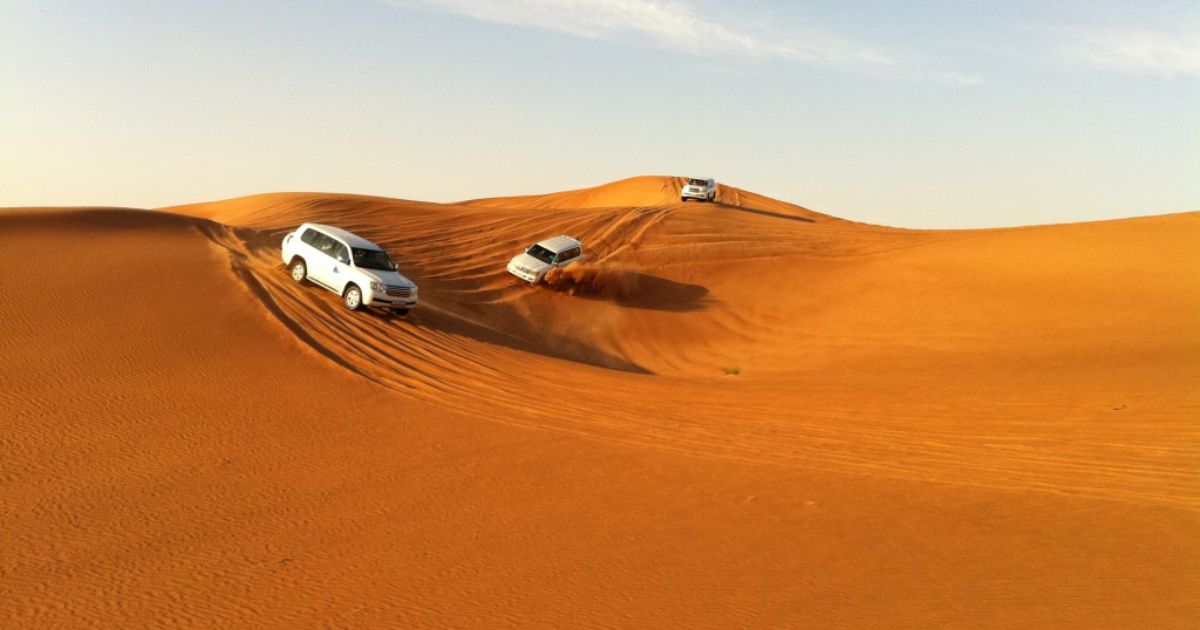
[281,223,418,313]
[506,235,584,284]
[681,177,717,202]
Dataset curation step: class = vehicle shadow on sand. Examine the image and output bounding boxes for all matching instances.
[545,269,713,313]
[388,306,652,374]
[708,201,816,223]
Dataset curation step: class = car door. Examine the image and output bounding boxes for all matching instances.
[305,232,339,288]
[326,240,351,292]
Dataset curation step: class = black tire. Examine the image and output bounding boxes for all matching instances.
[289,259,307,284]
[393,308,410,316]
[681,197,688,203]
[343,284,363,311]
[708,193,715,202]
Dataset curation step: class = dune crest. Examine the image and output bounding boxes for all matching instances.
[458,175,832,219]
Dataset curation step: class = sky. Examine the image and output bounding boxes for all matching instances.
[1,0,1197,228]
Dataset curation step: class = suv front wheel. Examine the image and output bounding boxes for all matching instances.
[343,284,363,311]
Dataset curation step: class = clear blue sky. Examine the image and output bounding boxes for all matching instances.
[2,0,1197,227]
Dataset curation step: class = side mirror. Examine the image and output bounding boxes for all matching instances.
[338,255,350,265]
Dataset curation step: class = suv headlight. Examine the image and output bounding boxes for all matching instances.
[369,281,387,292]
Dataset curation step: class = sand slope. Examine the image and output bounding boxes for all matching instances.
[3,180,1199,628]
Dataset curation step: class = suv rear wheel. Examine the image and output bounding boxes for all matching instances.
[343,284,363,311]
[290,259,307,283]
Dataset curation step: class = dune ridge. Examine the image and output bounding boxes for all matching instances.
[456,174,831,219]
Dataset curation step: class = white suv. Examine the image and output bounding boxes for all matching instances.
[281,223,418,313]
[506,235,584,284]
[681,177,717,202]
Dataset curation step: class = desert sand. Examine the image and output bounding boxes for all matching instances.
[3,176,1198,628]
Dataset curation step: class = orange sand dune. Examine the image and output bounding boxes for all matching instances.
[4,178,1199,628]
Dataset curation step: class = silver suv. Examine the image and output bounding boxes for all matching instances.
[281,223,418,313]
[681,177,717,202]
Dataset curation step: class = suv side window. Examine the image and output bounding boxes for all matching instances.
[331,242,349,264]
[300,228,319,246]
[310,232,336,258]
[558,247,580,263]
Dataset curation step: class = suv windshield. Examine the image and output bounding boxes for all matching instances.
[688,178,707,186]
[352,247,396,271]
[525,244,556,264]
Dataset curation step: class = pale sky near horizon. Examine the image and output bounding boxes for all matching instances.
[2,0,1197,228]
